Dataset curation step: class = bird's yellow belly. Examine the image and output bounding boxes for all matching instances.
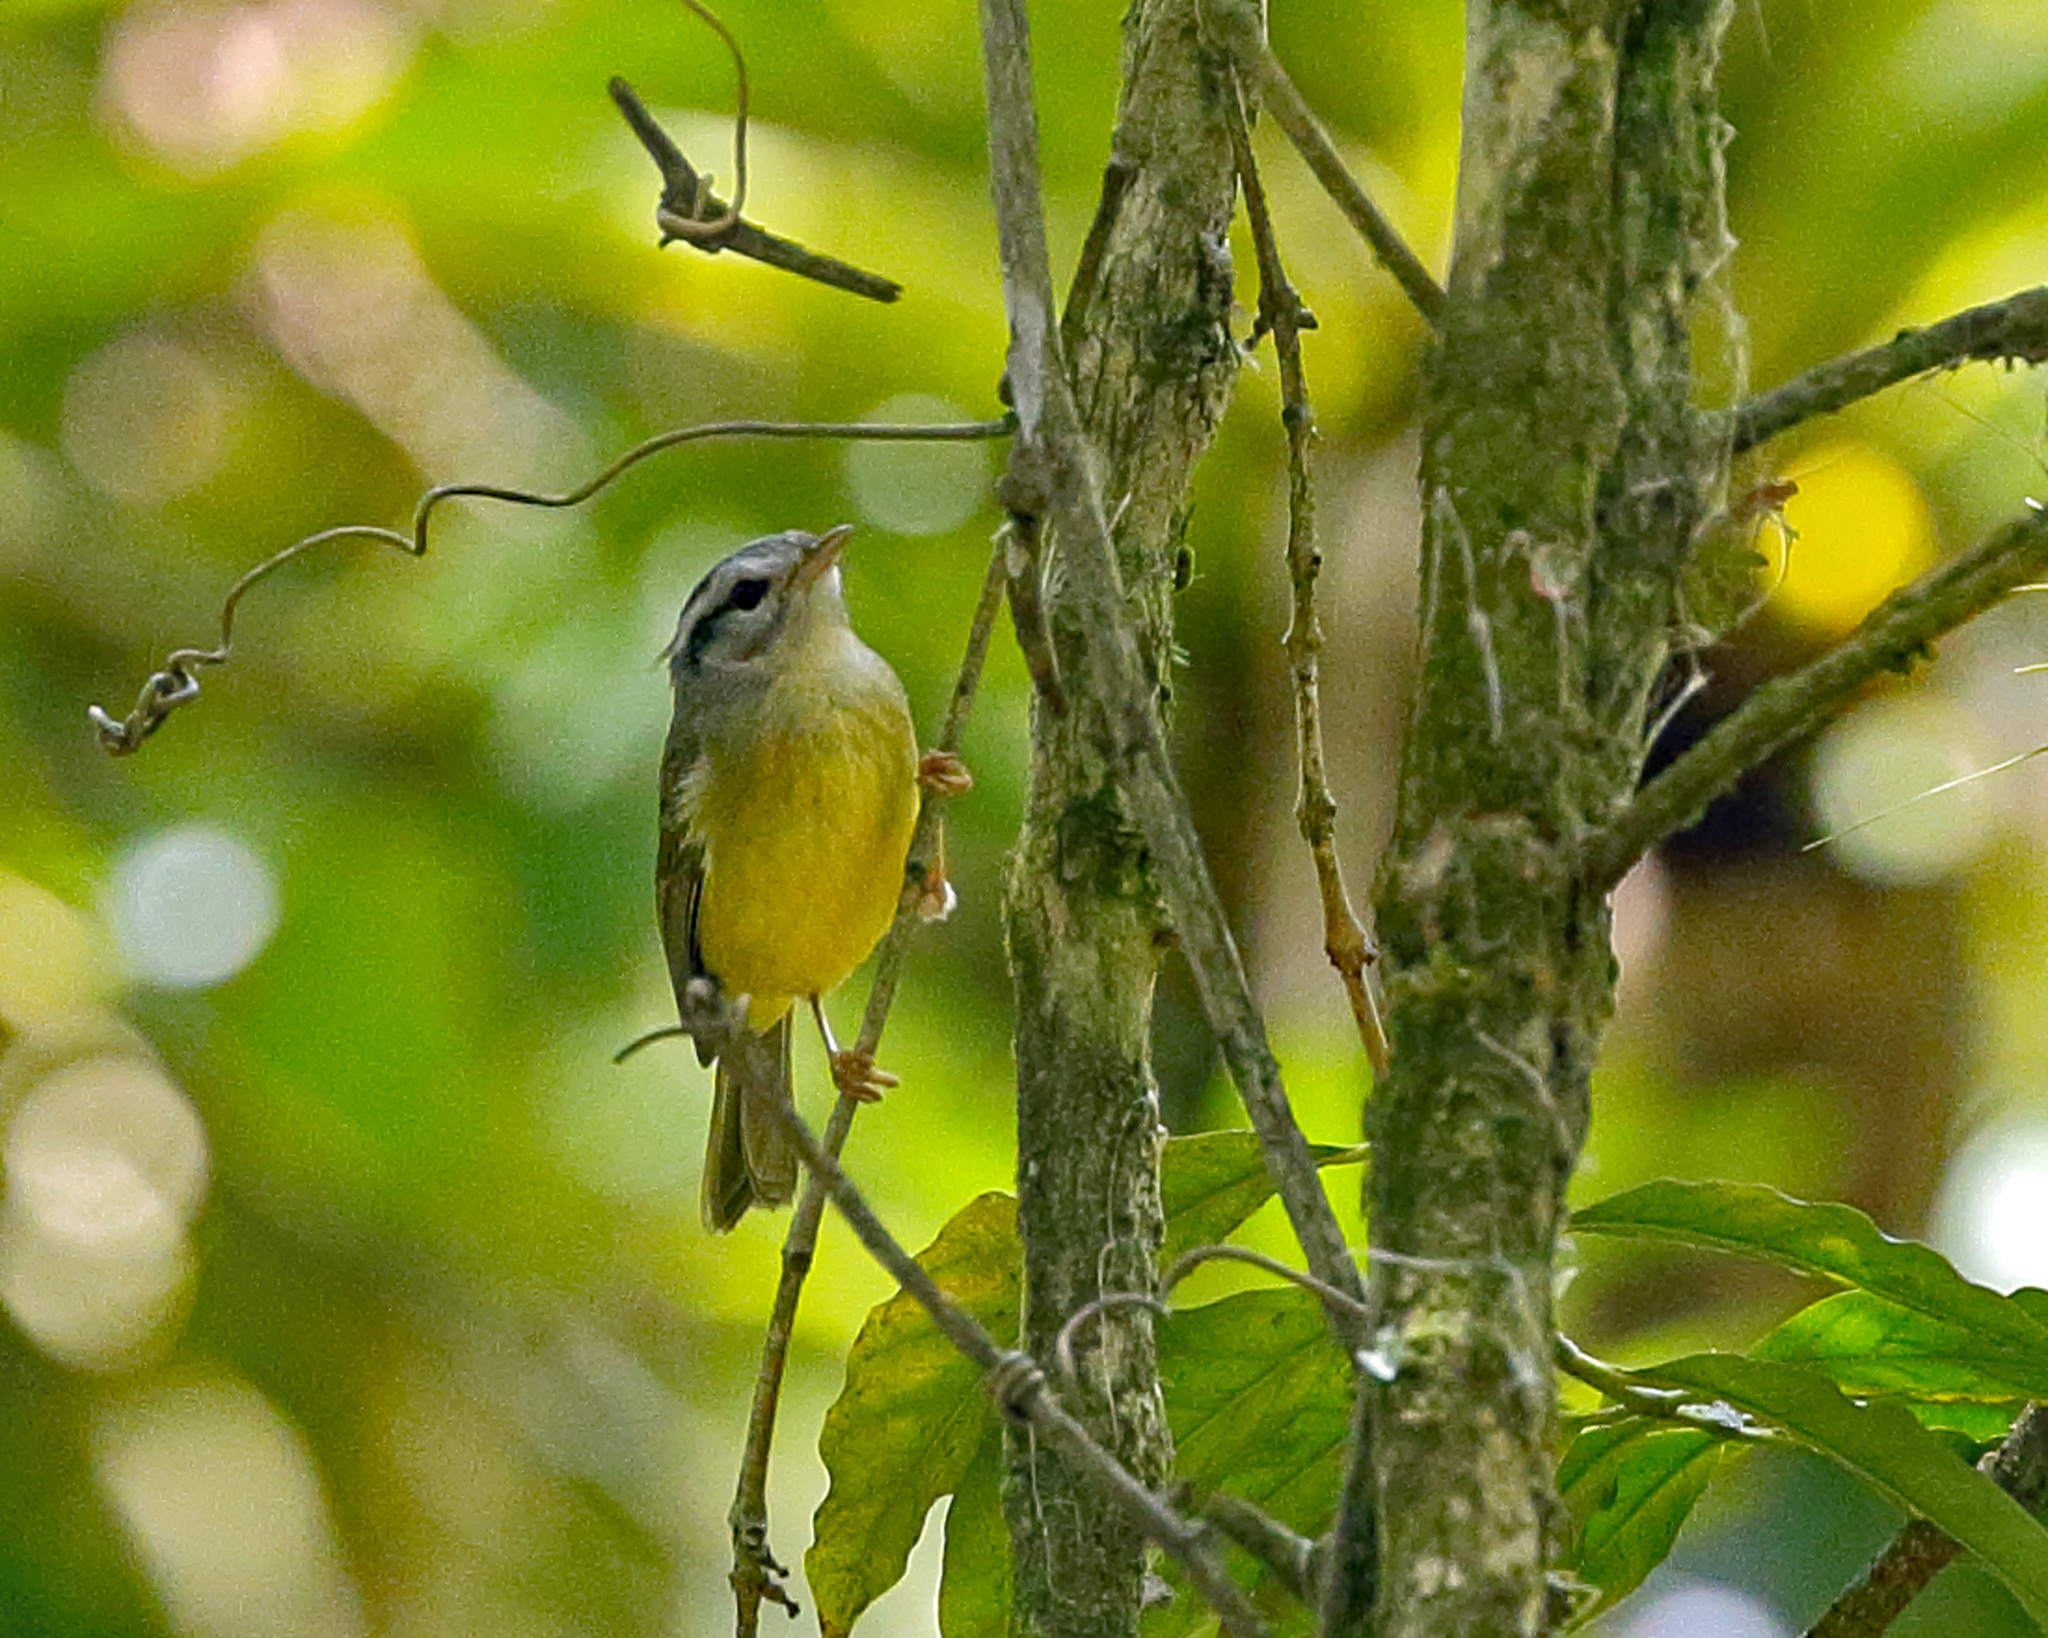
[695,706,916,1026]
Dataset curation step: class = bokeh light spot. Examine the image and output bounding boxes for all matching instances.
[0,869,108,1030]
[1809,695,1994,885]
[253,198,588,485]
[103,0,414,177]
[60,333,237,506]
[1612,1577,1790,1637]
[1764,442,1938,637]
[1931,1117,2048,1291]
[108,825,282,989]
[844,394,991,537]
[0,1056,209,1370]
[94,1378,366,1638]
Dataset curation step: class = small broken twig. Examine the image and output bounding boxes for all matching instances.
[610,74,902,303]
[1226,68,1391,1081]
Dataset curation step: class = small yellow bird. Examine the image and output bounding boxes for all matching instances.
[657,525,961,1230]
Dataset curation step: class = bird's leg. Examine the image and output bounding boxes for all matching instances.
[811,996,898,1103]
[918,750,973,796]
[912,751,971,923]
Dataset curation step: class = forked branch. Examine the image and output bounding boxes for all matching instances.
[1200,0,1445,327]
[771,1099,1273,1638]
[1585,503,2048,889]
[979,0,1368,1348]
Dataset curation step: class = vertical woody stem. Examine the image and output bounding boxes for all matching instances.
[1363,4,1733,1633]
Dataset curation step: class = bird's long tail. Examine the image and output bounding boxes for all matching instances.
[702,1014,797,1231]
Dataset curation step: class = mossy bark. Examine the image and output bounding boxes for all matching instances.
[999,3,1238,1637]
[1365,4,1733,1634]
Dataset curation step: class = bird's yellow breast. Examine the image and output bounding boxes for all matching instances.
[694,635,917,1025]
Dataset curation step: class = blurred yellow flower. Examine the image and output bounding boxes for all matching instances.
[1763,441,1940,637]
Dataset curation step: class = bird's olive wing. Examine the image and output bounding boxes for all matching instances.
[656,736,717,1066]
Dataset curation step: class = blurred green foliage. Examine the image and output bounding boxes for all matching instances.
[3,2,2048,1635]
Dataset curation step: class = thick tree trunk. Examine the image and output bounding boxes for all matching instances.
[1000,3,1238,1636]
[1364,3,1733,1633]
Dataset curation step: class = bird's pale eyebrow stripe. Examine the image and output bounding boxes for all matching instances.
[667,539,800,665]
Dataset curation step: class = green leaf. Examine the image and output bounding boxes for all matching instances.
[809,1193,1020,1638]
[1557,1419,1725,1622]
[938,1432,1010,1638]
[1755,1290,2048,1405]
[822,1136,1364,1634]
[1906,1402,2023,1443]
[1646,1353,2048,1628]
[1143,1286,1353,1636]
[1159,1132,1365,1267]
[1572,1180,2048,1359]
[1165,1286,1353,1513]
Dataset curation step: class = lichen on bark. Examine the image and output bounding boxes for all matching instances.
[1364,3,1735,1634]
[999,3,1240,1637]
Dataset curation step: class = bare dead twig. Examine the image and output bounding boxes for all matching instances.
[1199,0,1444,329]
[609,71,902,303]
[1226,77,1391,1083]
[725,543,1008,1635]
[1733,285,2048,455]
[608,0,902,300]
[90,415,1011,755]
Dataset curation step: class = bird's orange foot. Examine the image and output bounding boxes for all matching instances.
[830,1050,900,1104]
[918,750,973,796]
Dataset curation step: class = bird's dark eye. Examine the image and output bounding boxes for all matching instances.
[729,578,770,613]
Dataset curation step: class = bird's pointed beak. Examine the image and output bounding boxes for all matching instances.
[795,524,855,588]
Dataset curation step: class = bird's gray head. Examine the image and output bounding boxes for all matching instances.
[664,525,852,674]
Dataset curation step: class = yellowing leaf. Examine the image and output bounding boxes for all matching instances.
[809,1193,1019,1638]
